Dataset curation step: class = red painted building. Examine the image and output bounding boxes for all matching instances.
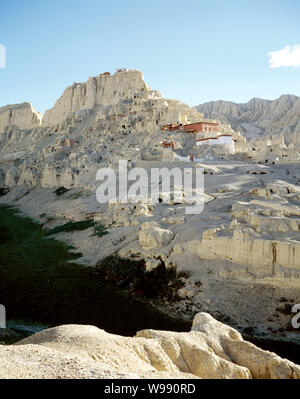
[161,121,219,134]
[183,121,219,133]
[162,140,175,149]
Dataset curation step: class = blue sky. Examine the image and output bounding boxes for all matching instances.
[0,0,300,114]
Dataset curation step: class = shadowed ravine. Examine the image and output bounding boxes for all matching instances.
[0,204,299,364]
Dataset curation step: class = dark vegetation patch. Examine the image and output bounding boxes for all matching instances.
[243,326,255,335]
[91,223,108,238]
[46,219,108,238]
[0,188,10,197]
[54,186,69,196]
[94,255,186,301]
[0,205,190,337]
[275,303,293,315]
[46,220,95,235]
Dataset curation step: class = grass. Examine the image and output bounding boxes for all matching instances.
[46,219,109,238]
[46,220,95,235]
[0,205,190,336]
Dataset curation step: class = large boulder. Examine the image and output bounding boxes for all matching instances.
[139,222,174,249]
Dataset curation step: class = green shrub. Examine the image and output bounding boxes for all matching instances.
[54,186,69,196]
[91,224,108,238]
[94,255,185,300]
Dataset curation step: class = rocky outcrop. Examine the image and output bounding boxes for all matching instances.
[42,70,151,126]
[139,221,174,249]
[94,202,152,227]
[171,221,300,281]
[0,102,42,132]
[0,313,298,379]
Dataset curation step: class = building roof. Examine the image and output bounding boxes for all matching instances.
[196,137,218,142]
[196,134,232,142]
[184,121,219,127]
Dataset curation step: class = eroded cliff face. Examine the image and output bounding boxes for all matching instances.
[42,70,153,126]
[0,69,213,190]
[196,95,300,142]
[0,102,42,132]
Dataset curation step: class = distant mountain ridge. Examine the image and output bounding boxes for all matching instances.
[195,94,300,144]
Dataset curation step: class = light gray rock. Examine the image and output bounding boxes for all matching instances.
[0,102,41,132]
[139,222,174,249]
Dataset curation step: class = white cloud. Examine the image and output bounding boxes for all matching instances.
[0,44,5,69]
[268,44,300,68]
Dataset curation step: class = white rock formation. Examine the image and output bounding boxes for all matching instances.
[172,224,300,280]
[42,70,151,126]
[0,313,298,379]
[139,222,174,249]
[0,102,42,132]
